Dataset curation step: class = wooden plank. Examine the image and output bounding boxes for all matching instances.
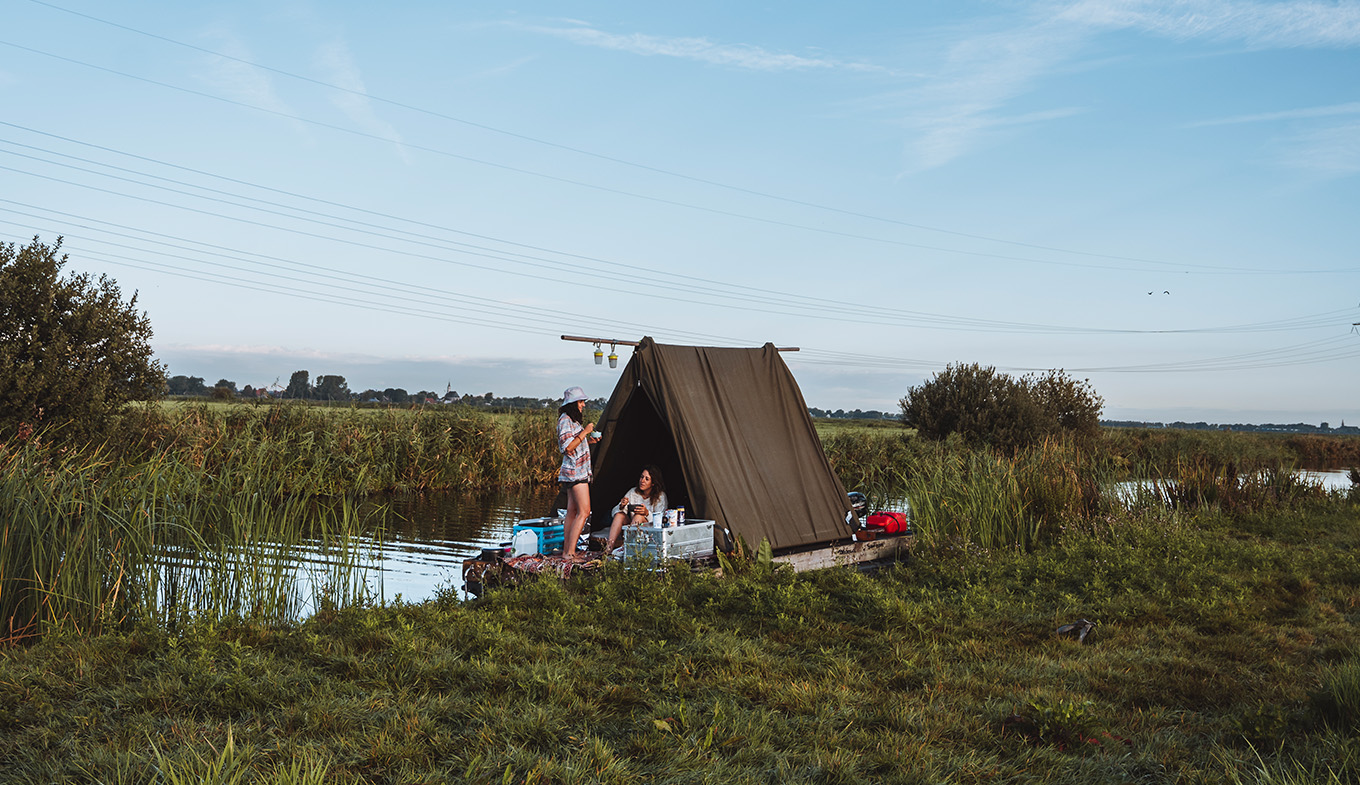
[772,535,913,572]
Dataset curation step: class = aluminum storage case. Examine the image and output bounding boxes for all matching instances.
[623,519,716,562]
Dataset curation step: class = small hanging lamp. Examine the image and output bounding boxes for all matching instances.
[608,344,619,369]
[593,343,603,365]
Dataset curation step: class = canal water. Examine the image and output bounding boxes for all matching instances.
[275,470,1358,610]
[360,484,560,603]
[1109,469,1354,507]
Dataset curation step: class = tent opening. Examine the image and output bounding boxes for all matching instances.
[589,387,688,529]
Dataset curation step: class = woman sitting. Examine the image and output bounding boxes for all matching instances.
[605,465,668,553]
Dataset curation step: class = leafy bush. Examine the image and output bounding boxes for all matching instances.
[0,236,164,440]
[1027,368,1104,440]
[899,363,1103,452]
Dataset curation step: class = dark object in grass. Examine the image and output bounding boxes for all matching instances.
[1056,618,1095,643]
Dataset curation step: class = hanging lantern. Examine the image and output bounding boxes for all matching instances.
[593,344,603,365]
[608,344,618,369]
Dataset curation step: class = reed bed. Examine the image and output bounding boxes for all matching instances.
[823,430,1339,551]
[886,440,1117,551]
[0,440,378,642]
[6,407,1353,643]
[108,401,561,495]
[1,401,564,641]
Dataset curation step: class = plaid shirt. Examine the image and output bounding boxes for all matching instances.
[557,413,592,482]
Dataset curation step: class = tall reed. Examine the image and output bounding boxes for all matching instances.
[894,447,1035,550]
[0,439,379,642]
[821,429,923,506]
[1150,455,1329,513]
[108,402,560,495]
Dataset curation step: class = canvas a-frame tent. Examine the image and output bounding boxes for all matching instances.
[589,337,855,552]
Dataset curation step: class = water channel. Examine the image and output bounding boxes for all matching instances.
[361,484,560,603]
[231,470,1357,613]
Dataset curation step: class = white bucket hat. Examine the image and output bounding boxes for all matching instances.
[562,386,587,405]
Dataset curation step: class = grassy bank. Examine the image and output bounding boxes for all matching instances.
[3,499,1360,783]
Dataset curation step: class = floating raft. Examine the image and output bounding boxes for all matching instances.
[463,550,609,594]
[462,530,913,595]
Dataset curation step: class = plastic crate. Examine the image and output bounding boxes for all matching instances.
[512,518,565,555]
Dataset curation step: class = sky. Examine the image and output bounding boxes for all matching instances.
[3,0,1359,424]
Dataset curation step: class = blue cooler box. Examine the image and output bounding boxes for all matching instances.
[511,518,566,555]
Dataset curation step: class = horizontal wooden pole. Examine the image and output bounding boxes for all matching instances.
[560,335,798,351]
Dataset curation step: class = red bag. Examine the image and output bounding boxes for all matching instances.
[866,511,908,534]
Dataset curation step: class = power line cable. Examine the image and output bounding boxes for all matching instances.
[10,127,1359,336]
[5,155,1352,337]
[11,210,1355,376]
[0,213,774,349]
[2,38,1344,279]
[24,0,1340,274]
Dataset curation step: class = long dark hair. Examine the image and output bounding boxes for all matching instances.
[640,464,666,505]
[558,401,583,424]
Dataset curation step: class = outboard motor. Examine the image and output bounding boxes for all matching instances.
[847,491,869,526]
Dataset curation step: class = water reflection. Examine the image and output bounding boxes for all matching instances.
[1111,469,1354,506]
[232,471,1359,611]
[1302,470,1356,492]
[361,485,560,602]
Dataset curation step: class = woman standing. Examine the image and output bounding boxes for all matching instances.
[557,386,595,560]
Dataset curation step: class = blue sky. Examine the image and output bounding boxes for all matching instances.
[3,0,1359,423]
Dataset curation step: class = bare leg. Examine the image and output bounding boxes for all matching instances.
[606,511,627,552]
[563,482,591,559]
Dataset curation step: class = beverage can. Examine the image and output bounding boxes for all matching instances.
[677,507,685,525]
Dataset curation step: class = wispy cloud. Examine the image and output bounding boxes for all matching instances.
[1059,0,1360,48]
[313,40,409,162]
[525,22,891,74]
[467,56,538,82]
[894,0,1360,171]
[1279,120,1360,175]
[197,29,303,134]
[1190,101,1360,127]
[892,15,1092,171]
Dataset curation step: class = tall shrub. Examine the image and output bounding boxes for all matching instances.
[899,363,1102,452]
[0,236,164,440]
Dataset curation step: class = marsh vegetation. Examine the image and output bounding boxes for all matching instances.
[3,401,1360,782]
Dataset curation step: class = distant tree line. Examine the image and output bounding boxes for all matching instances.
[165,369,608,410]
[1102,419,1360,435]
[167,368,900,418]
[807,408,898,420]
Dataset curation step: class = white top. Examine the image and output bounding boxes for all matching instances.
[621,487,668,517]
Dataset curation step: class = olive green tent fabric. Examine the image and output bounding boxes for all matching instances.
[589,338,854,552]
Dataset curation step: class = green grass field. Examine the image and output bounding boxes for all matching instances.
[4,497,1360,783]
[811,417,908,439]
